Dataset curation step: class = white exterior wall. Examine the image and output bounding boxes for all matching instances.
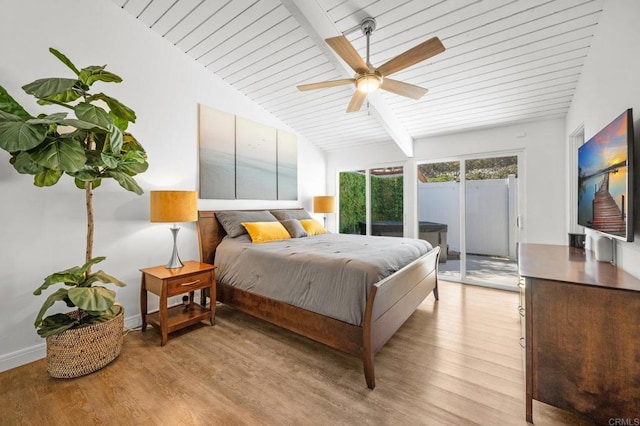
[0,0,326,371]
[565,0,640,279]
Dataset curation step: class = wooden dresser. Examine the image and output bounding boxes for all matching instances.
[518,243,640,423]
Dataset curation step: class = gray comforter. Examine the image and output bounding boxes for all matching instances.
[215,233,433,326]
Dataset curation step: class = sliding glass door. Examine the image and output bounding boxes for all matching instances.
[417,161,461,280]
[418,155,521,290]
[339,166,404,237]
[464,157,519,288]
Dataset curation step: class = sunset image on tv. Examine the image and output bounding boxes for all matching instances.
[578,110,631,239]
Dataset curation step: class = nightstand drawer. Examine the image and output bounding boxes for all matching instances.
[167,271,211,296]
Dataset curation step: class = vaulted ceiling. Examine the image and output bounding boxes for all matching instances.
[111,0,603,156]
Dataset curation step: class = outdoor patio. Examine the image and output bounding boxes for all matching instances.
[438,254,519,289]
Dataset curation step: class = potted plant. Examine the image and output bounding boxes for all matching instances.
[0,48,148,377]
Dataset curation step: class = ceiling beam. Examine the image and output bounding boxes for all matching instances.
[280,0,414,157]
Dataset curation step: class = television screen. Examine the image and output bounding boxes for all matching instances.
[578,109,634,241]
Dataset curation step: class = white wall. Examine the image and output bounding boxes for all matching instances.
[0,0,325,371]
[327,118,567,247]
[565,0,640,279]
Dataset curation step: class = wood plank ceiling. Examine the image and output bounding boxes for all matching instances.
[111,0,603,155]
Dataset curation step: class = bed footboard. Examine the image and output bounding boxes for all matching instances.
[362,246,440,389]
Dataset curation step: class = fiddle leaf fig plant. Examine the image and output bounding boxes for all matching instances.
[0,48,148,337]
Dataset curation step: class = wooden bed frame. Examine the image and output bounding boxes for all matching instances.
[197,210,440,389]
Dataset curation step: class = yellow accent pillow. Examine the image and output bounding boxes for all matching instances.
[241,221,291,244]
[299,219,327,236]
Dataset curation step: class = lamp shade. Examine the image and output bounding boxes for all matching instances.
[150,191,198,223]
[313,196,335,214]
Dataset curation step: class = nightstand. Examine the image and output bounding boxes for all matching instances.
[140,261,216,345]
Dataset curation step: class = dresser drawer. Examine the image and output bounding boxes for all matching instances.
[167,271,212,296]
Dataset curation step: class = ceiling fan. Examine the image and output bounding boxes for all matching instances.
[297,17,445,113]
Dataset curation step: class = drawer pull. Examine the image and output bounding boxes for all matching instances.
[180,280,201,287]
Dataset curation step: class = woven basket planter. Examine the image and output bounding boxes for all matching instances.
[45,305,124,378]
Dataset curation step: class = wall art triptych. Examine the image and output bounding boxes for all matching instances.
[198,104,298,200]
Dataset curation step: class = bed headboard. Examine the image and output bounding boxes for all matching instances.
[197,209,308,265]
[197,211,227,265]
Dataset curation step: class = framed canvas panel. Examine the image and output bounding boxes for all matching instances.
[198,105,235,199]
[235,117,277,200]
[277,129,297,200]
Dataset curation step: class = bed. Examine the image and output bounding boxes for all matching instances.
[197,209,440,389]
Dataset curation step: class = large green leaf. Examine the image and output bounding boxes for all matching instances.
[106,124,123,154]
[110,113,129,131]
[81,310,116,323]
[89,93,136,123]
[26,112,68,125]
[74,177,101,190]
[74,102,111,130]
[121,149,146,162]
[0,120,47,152]
[84,270,126,287]
[85,150,104,167]
[22,78,77,99]
[76,257,106,275]
[10,151,45,174]
[79,66,122,86]
[37,88,82,105]
[30,138,87,172]
[118,159,149,176]
[34,288,69,326]
[34,169,63,186]
[122,132,144,151]
[33,257,107,295]
[36,313,77,337]
[103,170,143,194]
[49,48,80,76]
[61,118,102,130]
[0,86,32,120]
[34,270,82,296]
[68,286,115,312]
[70,168,99,182]
[0,110,22,122]
[100,153,118,169]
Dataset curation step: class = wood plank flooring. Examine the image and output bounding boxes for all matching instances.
[0,281,596,425]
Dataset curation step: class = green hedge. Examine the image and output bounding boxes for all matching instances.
[339,171,403,234]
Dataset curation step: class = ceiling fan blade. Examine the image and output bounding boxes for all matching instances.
[346,90,367,113]
[297,79,355,92]
[377,37,445,77]
[380,78,428,100]
[325,36,368,74]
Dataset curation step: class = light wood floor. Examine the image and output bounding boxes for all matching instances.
[1,281,596,425]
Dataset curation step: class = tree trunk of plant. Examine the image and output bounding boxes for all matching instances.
[86,182,93,275]
[85,134,95,276]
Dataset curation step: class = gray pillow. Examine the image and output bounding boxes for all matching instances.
[270,209,312,221]
[215,210,277,238]
[280,219,308,238]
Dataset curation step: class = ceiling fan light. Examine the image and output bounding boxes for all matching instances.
[357,74,382,93]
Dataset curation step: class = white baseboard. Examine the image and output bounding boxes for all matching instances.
[0,313,143,374]
[124,314,142,330]
[0,343,46,373]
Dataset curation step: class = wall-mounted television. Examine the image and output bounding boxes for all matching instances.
[578,109,634,242]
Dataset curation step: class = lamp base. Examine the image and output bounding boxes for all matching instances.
[166,226,184,269]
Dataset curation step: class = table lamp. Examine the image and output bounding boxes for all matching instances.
[150,190,198,268]
[313,195,335,228]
